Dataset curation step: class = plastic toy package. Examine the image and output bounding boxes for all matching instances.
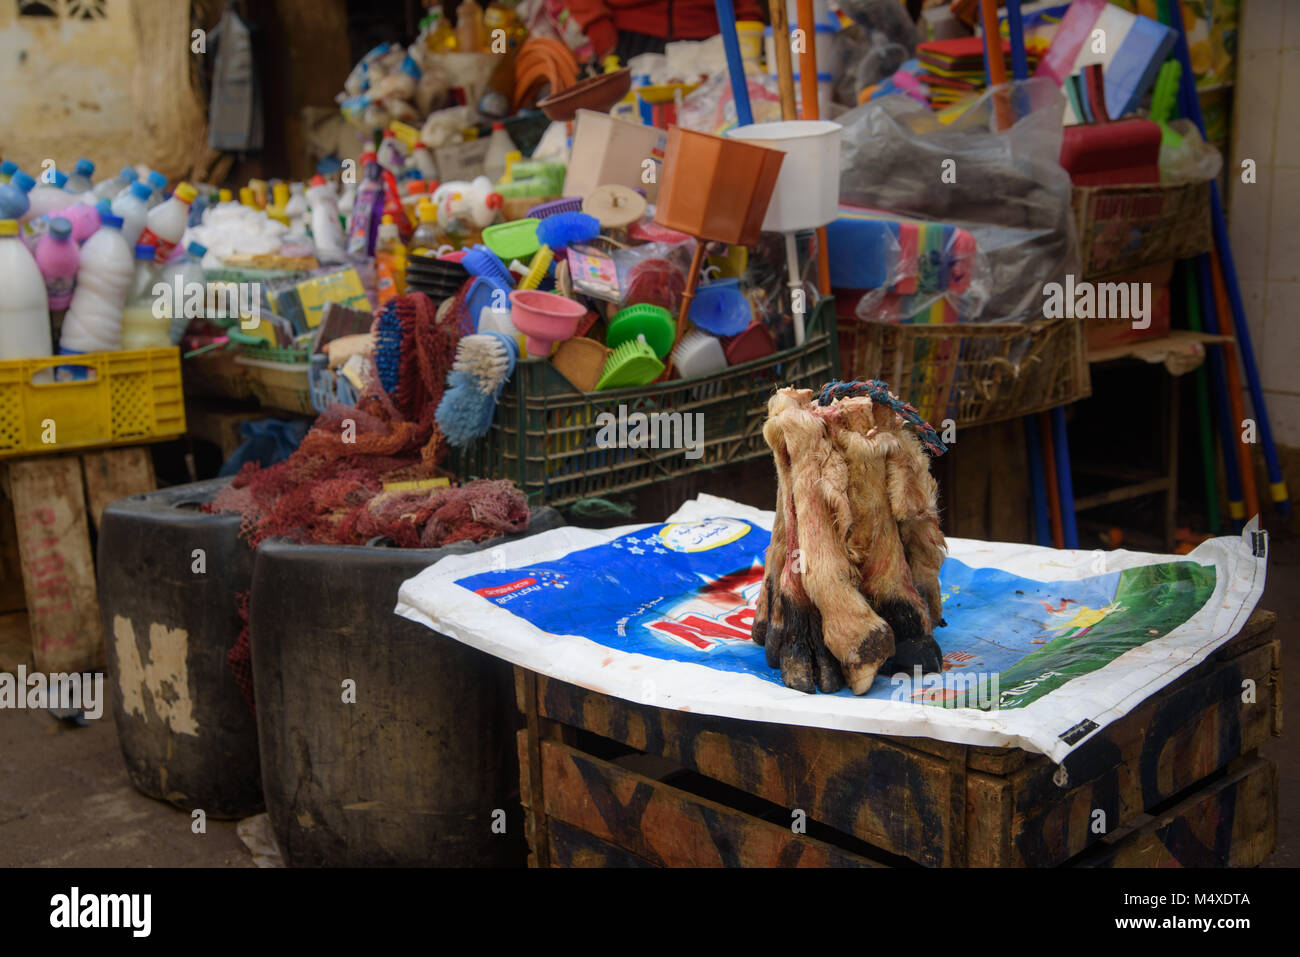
[837,77,1080,324]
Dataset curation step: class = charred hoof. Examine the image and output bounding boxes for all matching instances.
[811,632,845,694]
[886,633,943,677]
[780,630,817,694]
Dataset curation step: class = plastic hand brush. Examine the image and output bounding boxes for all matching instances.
[595,334,664,390]
[535,211,600,252]
[519,244,554,290]
[435,331,519,446]
[606,303,675,358]
[462,243,516,289]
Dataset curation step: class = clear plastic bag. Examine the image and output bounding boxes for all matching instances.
[1159,119,1223,184]
[837,77,1080,323]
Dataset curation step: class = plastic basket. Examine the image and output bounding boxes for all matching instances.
[0,347,184,458]
[837,315,1091,430]
[452,299,839,505]
[233,356,314,415]
[1072,180,1211,279]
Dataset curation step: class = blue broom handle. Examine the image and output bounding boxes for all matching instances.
[714,0,754,127]
[1169,4,1289,515]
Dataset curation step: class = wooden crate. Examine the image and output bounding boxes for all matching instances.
[0,447,157,676]
[515,610,1279,868]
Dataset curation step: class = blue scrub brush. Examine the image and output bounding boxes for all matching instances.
[462,244,516,289]
[536,212,601,252]
[435,331,519,446]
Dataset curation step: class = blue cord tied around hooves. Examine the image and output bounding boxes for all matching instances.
[815,379,948,457]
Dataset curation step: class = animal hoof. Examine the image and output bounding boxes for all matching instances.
[751,618,768,647]
[780,632,817,694]
[812,636,845,693]
[764,624,786,669]
[887,634,943,676]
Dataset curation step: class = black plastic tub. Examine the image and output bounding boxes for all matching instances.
[97,477,263,819]
[249,507,562,867]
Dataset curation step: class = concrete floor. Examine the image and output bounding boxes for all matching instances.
[1,534,1296,868]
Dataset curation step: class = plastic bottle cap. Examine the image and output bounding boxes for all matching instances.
[49,217,72,239]
[147,171,167,189]
[0,161,16,176]
[135,244,156,259]
[130,181,152,201]
[360,151,379,165]
[188,241,207,257]
[415,142,427,150]
[175,183,198,203]
[75,158,94,177]
[52,170,69,188]
[0,220,18,237]
[95,198,112,216]
[121,166,139,182]
[492,121,505,131]
[219,188,232,202]
[100,213,124,228]
[11,171,35,192]
[310,175,326,187]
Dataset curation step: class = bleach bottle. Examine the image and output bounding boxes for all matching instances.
[93,165,139,201]
[61,212,133,353]
[0,171,36,219]
[0,219,53,359]
[65,158,96,194]
[139,182,196,262]
[111,180,153,247]
[24,170,77,221]
[33,216,80,310]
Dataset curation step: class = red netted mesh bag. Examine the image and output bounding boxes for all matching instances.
[207,289,528,550]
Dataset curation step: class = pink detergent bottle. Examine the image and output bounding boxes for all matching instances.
[55,201,102,243]
[33,216,80,310]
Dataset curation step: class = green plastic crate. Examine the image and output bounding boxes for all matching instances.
[453,299,839,506]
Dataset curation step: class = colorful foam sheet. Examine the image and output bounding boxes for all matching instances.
[396,495,1266,764]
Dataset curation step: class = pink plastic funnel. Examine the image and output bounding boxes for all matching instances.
[509,290,587,357]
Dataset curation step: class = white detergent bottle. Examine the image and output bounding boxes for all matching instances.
[24,170,77,221]
[61,212,133,353]
[307,174,346,259]
[93,165,139,201]
[65,158,95,194]
[139,182,196,263]
[111,181,153,246]
[0,219,53,359]
[142,171,169,209]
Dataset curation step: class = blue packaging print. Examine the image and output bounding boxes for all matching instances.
[456,517,1215,709]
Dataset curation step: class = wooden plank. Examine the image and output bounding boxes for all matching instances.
[0,492,26,614]
[1074,757,1277,867]
[80,447,157,532]
[518,668,550,868]
[547,818,658,867]
[531,674,958,866]
[6,459,102,673]
[1006,640,1279,866]
[0,611,32,676]
[537,739,881,867]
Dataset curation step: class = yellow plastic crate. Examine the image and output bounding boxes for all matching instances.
[0,348,185,459]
